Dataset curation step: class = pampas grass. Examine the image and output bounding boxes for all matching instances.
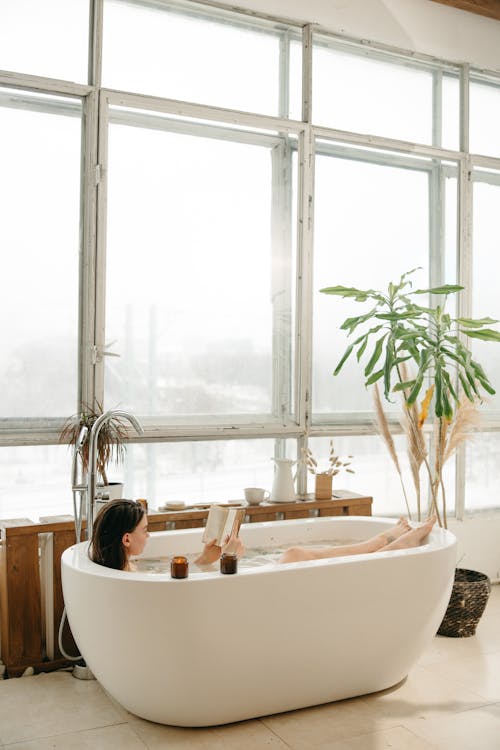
[373,384,412,519]
[399,363,428,521]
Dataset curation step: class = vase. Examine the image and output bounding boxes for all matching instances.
[315,473,332,500]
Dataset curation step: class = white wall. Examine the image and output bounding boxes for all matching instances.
[449,516,500,582]
[219,0,500,71]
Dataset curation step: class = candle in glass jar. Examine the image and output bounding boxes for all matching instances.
[171,555,189,579]
[220,553,238,575]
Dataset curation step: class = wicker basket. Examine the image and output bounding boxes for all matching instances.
[437,568,491,638]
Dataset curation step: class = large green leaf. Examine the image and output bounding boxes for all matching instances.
[458,372,474,401]
[414,284,464,295]
[356,337,369,362]
[374,311,421,321]
[393,380,416,392]
[457,317,499,328]
[383,348,394,398]
[462,328,500,342]
[406,373,424,405]
[320,286,368,300]
[333,344,354,376]
[364,334,387,377]
[442,369,458,404]
[340,307,379,333]
[365,368,384,386]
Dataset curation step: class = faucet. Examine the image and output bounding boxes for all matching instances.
[86,410,144,540]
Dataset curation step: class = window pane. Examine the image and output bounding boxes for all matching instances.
[442,74,460,151]
[308,435,453,519]
[308,435,424,518]
[472,175,500,411]
[119,439,289,507]
[102,0,298,116]
[104,111,295,420]
[465,433,500,511]
[0,89,81,418]
[0,0,89,82]
[312,147,431,417]
[470,78,500,158]
[0,446,72,522]
[312,38,459,146]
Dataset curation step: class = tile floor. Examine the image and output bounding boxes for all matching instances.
[1,586,500,749]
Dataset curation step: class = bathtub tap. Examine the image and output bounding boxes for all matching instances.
[86,410,144,539]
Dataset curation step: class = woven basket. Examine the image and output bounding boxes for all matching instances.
[437,568,491,638]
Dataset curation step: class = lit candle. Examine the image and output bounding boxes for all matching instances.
[170,555,189,579]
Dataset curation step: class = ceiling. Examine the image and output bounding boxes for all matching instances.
[430,0,500,20]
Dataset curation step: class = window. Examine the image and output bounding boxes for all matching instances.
[2,1,500,522]
[103,105,297,422]
[0,88,81,420]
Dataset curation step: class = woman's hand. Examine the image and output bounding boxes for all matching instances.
[193,538,222,566]
[222,529,245,558]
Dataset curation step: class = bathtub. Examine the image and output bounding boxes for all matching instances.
[61,516,456,727]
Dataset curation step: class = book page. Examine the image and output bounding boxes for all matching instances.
[202,506,244,546]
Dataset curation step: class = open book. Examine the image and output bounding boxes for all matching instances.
[202,505,245,546]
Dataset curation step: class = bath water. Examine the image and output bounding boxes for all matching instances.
[134,539,356,574]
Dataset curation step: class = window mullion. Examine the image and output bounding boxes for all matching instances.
[80,90,100,411]
[88,0,104,88]
[92,90,110,409]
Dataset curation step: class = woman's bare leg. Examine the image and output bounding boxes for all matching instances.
[278,517,411,564]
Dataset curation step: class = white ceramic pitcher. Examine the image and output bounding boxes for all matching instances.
[270,458,297,503]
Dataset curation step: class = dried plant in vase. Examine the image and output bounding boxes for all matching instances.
[59,402,129,487]
[302,441,354,499]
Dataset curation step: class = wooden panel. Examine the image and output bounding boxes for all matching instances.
[1,533,43,666]
[248,512,278,523]
[171,519,205,529]
[319,506,344,517]
[283,509,311,520]
[147,521,167,532]
[430,0,500,20]
[52,529,79,659]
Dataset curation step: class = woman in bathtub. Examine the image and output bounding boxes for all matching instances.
[90,499,435,571]
[90,498,244,571]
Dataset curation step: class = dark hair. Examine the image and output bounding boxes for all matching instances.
[90,499,145,571]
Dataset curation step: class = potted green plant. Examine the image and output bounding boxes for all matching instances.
[60,402,129,500]
[321,267,500,527]
[321,268,500,636]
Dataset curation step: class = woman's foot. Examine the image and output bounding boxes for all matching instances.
[382,515,437,551]
[378,517,412,546]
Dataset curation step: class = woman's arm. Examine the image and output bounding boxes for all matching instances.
[193,529,245,566]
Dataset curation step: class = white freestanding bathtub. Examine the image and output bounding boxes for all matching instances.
[61,516,456,727]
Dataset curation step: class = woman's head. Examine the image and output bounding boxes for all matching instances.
[90,499,148,570]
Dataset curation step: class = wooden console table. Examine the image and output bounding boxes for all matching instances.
[0,490,371,676]
[147,490,372,531]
